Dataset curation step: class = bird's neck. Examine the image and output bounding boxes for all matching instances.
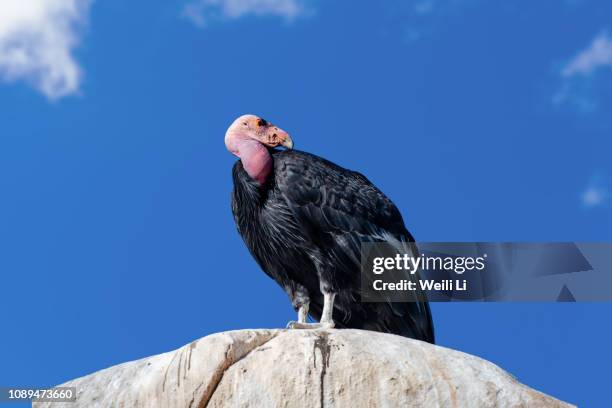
[235,139,272,185]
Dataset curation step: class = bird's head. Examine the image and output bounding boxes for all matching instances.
[225,114,293,157]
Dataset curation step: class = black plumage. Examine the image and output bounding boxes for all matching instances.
[231,149,434,343]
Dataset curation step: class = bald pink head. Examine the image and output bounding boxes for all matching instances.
[225,114,293,185]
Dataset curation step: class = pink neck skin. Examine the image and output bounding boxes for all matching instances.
[227,135,272,185]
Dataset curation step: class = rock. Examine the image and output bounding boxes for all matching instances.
[33,329,573,408]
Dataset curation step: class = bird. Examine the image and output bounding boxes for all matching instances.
[225,114,434,343]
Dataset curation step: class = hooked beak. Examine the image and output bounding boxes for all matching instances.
[281,133,293,150]
[261,125,293,150]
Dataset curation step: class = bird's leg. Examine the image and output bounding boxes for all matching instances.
[286,285,314,329]
[286,301,313,329]
[287,291,336,330]
[319,291,336,327]
[298,301,309,323]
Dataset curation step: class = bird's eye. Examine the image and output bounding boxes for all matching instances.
[243,122,247,126]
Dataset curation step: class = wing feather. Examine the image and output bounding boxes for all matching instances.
[274,151,434,342]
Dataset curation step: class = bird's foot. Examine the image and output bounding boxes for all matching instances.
[286,321,335,330]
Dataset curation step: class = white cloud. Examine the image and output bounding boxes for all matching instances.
[551,80,597,114]
[183,0,307,27]
[581,174,609,208]
[582,186,607,207]
[552,31,612,113]
[562,32,612,78]
[0,0,91,100]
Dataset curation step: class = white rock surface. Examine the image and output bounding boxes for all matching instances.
[33,329,574,408]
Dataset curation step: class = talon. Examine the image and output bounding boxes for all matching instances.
[285,321,335,330]
[288,321,320,329]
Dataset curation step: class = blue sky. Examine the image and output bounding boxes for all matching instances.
[1,0,611,406]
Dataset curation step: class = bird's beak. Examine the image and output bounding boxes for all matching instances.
[281,133,293,150]
[261,126,293,150]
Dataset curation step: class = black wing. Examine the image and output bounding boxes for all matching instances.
[274,150,434,342]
